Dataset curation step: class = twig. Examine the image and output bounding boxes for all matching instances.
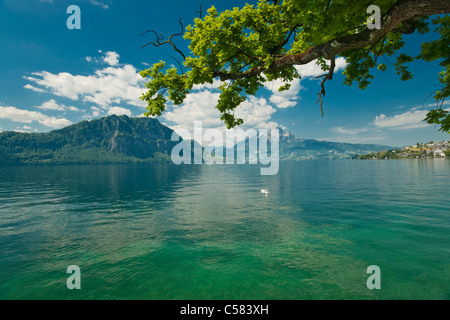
[315,55,336,117]
[171,56,185,74]
[195,2,203,19]
[140,18,187,60]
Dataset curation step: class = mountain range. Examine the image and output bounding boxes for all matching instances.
[0,115,177,165]
[277,130,394,160]
[0,115,394,166]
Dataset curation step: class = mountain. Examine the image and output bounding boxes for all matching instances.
[0,115,396,166]
[223,128,395,161]
[0,115,179,165]
[274,128,395,160]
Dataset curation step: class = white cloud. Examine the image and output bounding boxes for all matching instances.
[266,78,302,109]
[24,84,45,93]
[20,51,348,137]
[90,0,109,9]
[85,106,102,119]
[0,105,72,129]
[374,110,431,130]
[103,51,119,66]
[163,89,222,134]
[374,103,450,130]
[68,106,82,112]
[162,82,278,144]
[263,58,347,109]
[319,134,389,144]
[25,54,146,108]
[0,106,46,123]
[192,79,224,92]
[330,126,369,135]
[295,57,347,78]
[34,99,65,111]
[325,125,387,144]
[234,96,277,129]
[108,106,132,117]
[86,51,119,66]
[324,102,447,145]
[40,117,72,128]
[33,99,80,112]
[164,58,348,138]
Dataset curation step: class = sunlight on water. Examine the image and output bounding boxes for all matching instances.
[0,160,449,299]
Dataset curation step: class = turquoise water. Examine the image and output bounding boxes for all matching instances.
[0,160,449,300]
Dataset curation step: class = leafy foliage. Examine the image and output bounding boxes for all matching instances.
[140,0,450,132]
[358,150,399,159]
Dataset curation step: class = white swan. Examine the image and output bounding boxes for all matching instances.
[260,188,269,195]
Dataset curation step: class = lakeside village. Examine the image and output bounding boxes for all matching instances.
[355,141,450,160]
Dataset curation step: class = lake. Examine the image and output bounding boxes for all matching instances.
[0,160,449,299]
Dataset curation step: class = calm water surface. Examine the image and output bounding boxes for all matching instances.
[0,160,449,299]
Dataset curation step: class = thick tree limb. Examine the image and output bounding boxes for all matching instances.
[213,0,450,81]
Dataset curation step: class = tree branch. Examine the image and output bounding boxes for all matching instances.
[171,56,185,75]
[140,18,187,60]
[196,2,203,19]
[315,56,336,117]
[212,0,450,81]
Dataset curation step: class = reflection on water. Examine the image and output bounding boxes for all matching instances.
[0,160,449,299]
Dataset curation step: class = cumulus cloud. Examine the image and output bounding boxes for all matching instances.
[86,51,120,66]
[373,102,450,130]
[103,51,119,66]
[24,53,146,108]
[234,96,278,129]
[108,106,132,117]
[265,78,302,109]
[34,99,65,111]
[161,81,279,144]
[323,103,447,144]
[162,89,222,139]
[0,105,72,129]
[84,106,102,118]
[167,58,348,139]
[24,84,45,93]
[296,57,347,78]
[374,110,431,130]
[34,99,81,112]
[20,50,349,138]
[264,57,347,109]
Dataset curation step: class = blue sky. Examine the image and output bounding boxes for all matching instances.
[0,0,449,147]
